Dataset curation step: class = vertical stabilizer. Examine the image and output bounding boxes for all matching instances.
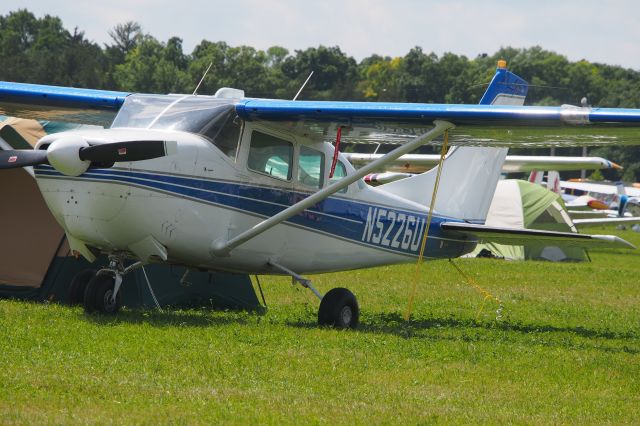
[378,62,528,222]
[616,181,628,216]
[547,171,561,194]
[529,170,544,185]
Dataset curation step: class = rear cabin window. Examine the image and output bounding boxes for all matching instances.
[298,147,324,189]
[248,131,293,181]
[329,160,348,193]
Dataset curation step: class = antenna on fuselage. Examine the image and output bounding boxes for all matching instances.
[293,71,314,101]
[193,62,214,95]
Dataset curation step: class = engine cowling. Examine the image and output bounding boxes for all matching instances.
[46,135,91,177]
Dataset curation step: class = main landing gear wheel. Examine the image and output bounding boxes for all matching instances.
[83,273,121,314]
[68,269,96,305]
[318,288,359,329]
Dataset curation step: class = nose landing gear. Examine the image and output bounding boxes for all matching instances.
[72,255,144,314]
[84,272,122,314]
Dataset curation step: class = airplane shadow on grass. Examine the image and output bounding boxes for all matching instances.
[82,305,266,328]
[288,311,640,355]
[77,304,639,355]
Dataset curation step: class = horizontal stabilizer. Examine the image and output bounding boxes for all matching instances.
[441,222,635,250]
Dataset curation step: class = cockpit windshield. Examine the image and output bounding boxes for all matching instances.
[111,94,236,134]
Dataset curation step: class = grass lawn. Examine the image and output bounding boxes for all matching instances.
[1,226,639,424]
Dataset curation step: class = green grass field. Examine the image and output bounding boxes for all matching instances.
[1,226,639,424]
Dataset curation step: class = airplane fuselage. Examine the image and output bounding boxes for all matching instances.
[33,126,475,274]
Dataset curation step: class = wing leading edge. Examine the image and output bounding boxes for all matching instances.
[0,81,130,126]
[236,99,640,148]
[4,79,640,147]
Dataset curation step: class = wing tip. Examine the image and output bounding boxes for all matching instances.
[592,235,636,249]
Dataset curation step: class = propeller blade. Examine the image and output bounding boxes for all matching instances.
[78,140,175,163]
[0,149,49,169]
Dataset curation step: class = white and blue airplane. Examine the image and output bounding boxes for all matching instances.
[1,63,639,328]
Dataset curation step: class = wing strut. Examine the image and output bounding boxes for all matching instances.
[210,120,455,257]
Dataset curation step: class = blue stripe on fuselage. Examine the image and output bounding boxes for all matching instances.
[33,166,469,257]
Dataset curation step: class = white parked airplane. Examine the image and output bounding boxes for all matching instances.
[555,179,640,226]
[351,155,620,185]
[346,152,620,176]
[1,63,639,327]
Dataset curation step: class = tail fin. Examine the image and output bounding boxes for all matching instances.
[615,182,628,216]
[528,170,543,185]
[547,170,561,194]
[378,61,528,222]
[618,195,628,217]
[615,181,628,216]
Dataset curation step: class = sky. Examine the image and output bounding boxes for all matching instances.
[3,0,640,70]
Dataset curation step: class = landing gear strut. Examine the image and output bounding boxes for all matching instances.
[82,255,143,315]
[269,260,359,329]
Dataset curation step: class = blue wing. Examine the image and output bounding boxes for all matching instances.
[235,99,640,147]
[2,78,640,147]
[0,81,129,127]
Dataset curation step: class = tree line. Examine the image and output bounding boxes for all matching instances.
[2,9,640,180]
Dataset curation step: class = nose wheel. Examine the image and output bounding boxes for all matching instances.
[80,255,144,315]
[83,273,122,314]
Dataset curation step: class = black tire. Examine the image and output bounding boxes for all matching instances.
[318,287,359,329]
[68,269,96,306]
[83,273,121,314]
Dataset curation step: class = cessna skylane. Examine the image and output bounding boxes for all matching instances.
[2,62,640,328]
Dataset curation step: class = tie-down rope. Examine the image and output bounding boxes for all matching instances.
[404,130,449,321]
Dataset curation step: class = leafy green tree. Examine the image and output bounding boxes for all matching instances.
[114,34,190,93]
[281,46,359,100]
[108,22,142,56]
[0,9,107,87]
[188,41,283,97]
[359,56,403,101]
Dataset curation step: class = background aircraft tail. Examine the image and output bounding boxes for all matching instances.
[547,171,561,194]
[616,181,628,216]
[378,62,528,222]
[528,170,543,185]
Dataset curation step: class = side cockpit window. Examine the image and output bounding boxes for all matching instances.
[298,147,324,189]
[248,131,293,181]
[201,110,242,159]
[329,160,348,193]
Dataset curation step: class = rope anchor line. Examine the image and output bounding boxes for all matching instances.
[402,128,504,323]
[449,259,504,322]
[404,129,449,321]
